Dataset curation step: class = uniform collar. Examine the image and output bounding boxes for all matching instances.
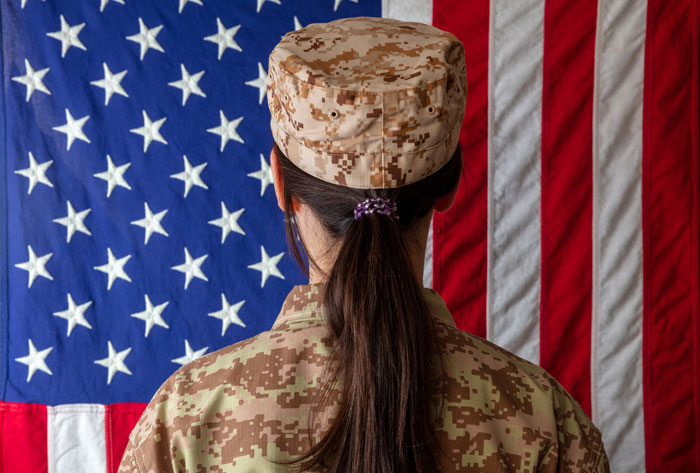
[271,283,456,330]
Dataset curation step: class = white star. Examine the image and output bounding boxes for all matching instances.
[46,14,86,58]
[204,18,242,60]
[100,0,125,12]
[130,110,167,152]
[94,341,132,384]
[14,152,53,195]
[126,17,164,60]
[168,63,206,106]
[94,154,131,197]
[179,0,202,13]
[293,16,303,31]
[208,202,245,243]
[207,110,244,152]
[248,245,285,288]
[53,293,93,336]
[90,63,128,106]
[93,248,131,290]
[131,294,169,337]
[171,340,208,366]
[12,59,51,102]
[53,108,90,150]
[15,339,53,382]
[208,293,246,336]
[333,0,358,11]
[15,245,53,288]
[248,153,273,196]
[257,0,281,13]
[170,154,208,197]
[171,247,208,289]
[244,62,267,105]
[53,200,91,243]
[131,202,168,244]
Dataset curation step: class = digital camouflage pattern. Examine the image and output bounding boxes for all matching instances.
[118,284,610,472]
[266,16,467,189]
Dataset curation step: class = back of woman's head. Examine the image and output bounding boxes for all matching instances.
[265,16,467,473]
[274,142,463,473]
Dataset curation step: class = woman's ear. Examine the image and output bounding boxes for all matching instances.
[270,146,285,211]
[434,184,458,213]
[270,145,300,213]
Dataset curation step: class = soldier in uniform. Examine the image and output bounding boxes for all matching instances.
[118,16,610,473]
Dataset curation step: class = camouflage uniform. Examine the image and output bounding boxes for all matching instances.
[118,284,610,472]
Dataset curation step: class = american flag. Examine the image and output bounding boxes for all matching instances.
[0,0,697,472]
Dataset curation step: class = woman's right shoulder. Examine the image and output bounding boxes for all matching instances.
[437,323,556,395]
[436,325,610,472]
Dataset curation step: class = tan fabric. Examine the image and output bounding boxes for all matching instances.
[267,16,467,189]
[118,284,610,472]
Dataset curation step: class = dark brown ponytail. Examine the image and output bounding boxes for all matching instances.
[271,143,464,473]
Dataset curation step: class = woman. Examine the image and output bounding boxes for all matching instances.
[118,16,609,473]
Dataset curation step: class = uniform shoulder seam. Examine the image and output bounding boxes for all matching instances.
[454,326,553,376]
[590,426,608,473]
[132,443,146,473]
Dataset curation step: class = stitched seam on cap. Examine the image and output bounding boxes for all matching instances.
[269,56,452,95]
[272,114,462,156]
[381,90,385,186]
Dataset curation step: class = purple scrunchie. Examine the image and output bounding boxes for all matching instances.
[353,197,399,221]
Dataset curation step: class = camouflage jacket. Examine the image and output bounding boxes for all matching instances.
[118,284,610,472]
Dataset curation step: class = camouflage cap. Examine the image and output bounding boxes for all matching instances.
[267,16,467,189]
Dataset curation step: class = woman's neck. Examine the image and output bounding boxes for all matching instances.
[299,206,433,287]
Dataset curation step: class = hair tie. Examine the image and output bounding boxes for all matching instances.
[354,197,399,221]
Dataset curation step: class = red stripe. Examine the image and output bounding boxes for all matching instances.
[695,7,700,465]
[0,402,48,473]
[642,0,700,471]
[432,0,489,338]
[539,0,596,415]
[106,403,147,473]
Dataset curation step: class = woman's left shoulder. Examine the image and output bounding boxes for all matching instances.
[119,330,282,472]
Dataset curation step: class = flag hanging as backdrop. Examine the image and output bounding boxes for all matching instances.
[0,0,697,472]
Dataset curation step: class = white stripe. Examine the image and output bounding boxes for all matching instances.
[47,404,107,473]
[423,215,433,288]
[486,0,544,364]
[591,1,647,472]
[381,0,432,25]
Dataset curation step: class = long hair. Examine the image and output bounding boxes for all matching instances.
[270,143,464,473]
